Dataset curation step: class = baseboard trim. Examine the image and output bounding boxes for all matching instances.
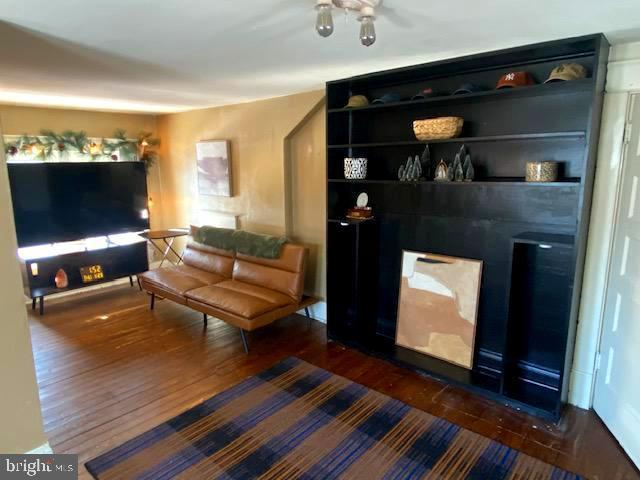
[26,442,53,454]
[476,348,503,378]
[476,349,561,389]
[568,369,593,409]
[298,301,326,324]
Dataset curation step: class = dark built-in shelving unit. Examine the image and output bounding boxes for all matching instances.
[325,34,609,420]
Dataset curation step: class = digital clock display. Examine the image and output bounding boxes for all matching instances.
[80,265,105,283]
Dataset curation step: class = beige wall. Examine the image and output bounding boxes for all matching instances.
[0,105,156,138]
[157,90,327,297]
[0,104,164,229]
[0,130,47,453]
[286,102,327,298]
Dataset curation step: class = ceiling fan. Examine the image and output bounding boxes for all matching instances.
[315,0,380,47]
[250,0,418,46]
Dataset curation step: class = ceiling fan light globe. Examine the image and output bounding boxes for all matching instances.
[316,4,334,37]
[359,16,376,46]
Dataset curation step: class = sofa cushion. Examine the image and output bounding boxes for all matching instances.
[186,280,293,319]
[211,280,294,305]
[182,242,235,277]
[233,244,307,302]
[236,243,305,273]
[172,265,226,285]
[140,266,225,296]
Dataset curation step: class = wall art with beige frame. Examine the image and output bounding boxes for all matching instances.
[395,250,483,369]
[196,140,232,197]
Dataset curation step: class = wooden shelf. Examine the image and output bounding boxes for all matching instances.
[512,232,575,246]
[329,178,580,186]
[327,218,375,224]
[327,79,593,113]
[328,132,585,149]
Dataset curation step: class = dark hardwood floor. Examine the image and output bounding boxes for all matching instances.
[29,284,638,480]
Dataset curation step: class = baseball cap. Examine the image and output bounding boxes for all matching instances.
[545,63,587,83]
[496,71,535,89]
[452,83,484,95]
[411,87,440,100]
[371,93,402,104]
[344,95,369,108]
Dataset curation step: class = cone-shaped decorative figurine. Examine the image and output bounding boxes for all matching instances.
[435,159,449,181]
[447,159,455,181]
[413,155,422,180]
[452,153,461,170]
[455,161,464,182]
[459,144,467,161]
[451,153,462,182]
[420,144,431,179]
[464,153,474,181]
[405,157,414,180]
[407,162,415,181]
[54,268,68,288]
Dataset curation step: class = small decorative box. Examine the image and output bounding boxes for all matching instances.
[346,207,373,219]
[526,161,558,182]
[344,157,368,179]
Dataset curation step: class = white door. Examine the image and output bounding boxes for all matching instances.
[593,93,640,468]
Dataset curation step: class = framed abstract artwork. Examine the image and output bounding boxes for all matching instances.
[196,140,232,197]
[395,250,483,369]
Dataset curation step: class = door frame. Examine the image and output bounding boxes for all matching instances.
[593,92,639,380]
[572,91,631,408]
[590,91,640,469]
[570,41,640,409]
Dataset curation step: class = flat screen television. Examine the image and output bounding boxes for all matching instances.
[8,162,149,247]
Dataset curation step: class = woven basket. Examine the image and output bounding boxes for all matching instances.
[413,117,464,141]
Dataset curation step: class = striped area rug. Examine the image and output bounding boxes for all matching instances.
[86,357,581,479]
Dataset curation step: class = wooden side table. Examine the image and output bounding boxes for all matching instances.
[140,229,189,267]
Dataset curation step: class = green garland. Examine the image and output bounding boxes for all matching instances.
[4,129,159,171]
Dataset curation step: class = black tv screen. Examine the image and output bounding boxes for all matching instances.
[8,162,149,247]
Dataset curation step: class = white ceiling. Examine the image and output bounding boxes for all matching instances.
[0,0,639,113]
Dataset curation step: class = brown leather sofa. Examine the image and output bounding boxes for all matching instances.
[138,240,316,353]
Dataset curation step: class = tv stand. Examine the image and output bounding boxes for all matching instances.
[28,275,141,315]
[20,234,149,315]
